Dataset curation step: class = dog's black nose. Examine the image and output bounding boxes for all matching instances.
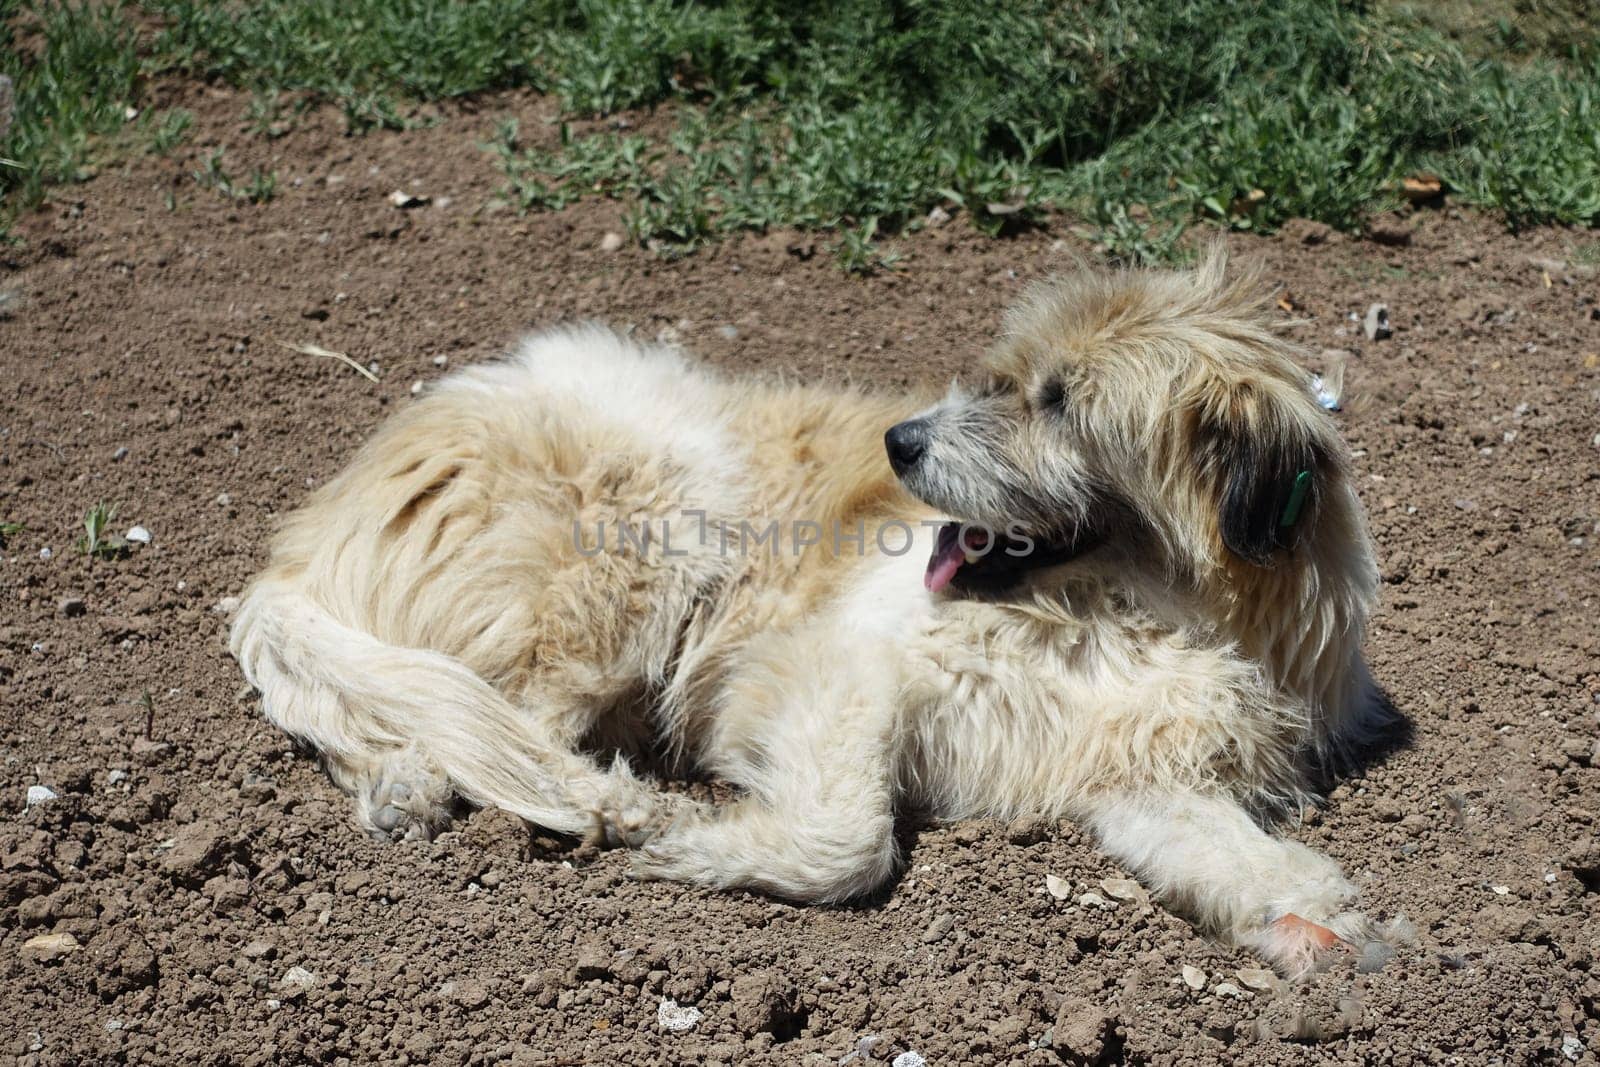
[885,420,928,475]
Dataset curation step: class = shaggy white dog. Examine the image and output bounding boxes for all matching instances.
[232,251,1398,976]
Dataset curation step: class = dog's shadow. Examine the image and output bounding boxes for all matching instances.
[1307,685,1414,796]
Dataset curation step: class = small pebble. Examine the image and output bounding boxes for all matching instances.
[717,325,739,341]
[111,446,129,462]
[276,965,317,997]
[22,932,81,962]
[1181,965,1206,990]
[1098,877,1146,902]
[108,769,128,785]
[599,231,625,253]
[125,526,152,545]
[1311,374,1341,411]
[1364,303,1392,341]
[215,493,232,507]
[1045,874,1071,900]
[921,912,954,944]
[39,547,52,560]
[1214,982,1244,998]
[892,1054,927,1067]
[432,354,448,367]
[411,381,424,396]
[1076,891,1110,909]
[25,785,57,808]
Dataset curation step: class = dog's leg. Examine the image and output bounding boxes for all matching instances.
[631,730,898,901]
[1078,789,1383,978]
[631,637,900,902]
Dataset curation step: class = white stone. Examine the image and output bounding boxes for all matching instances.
[1234,968,1277,991]
[25,785,57,808]
[125,526,152,545]
[1181,965,1206,990]
[1098,877,1146,902]
[277,965,317,996]
[657,997,702,1032]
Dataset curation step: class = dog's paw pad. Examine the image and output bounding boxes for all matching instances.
[360,775,450,842]
[588,797,682,849]
[1254,912,1353,980]
[369,804,408,834]
[586,782,705,850]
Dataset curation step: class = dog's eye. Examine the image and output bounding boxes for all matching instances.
[1035,378,1067,414]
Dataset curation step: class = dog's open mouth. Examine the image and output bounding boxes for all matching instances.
[924,521,1097,593]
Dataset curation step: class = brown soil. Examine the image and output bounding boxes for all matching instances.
[2,85,1598,1067]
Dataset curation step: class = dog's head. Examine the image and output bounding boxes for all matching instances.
[887,249,1349,594]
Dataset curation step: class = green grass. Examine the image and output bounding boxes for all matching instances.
[1,0,143,226]
[0,520,22,548]
[4,0,1600,260]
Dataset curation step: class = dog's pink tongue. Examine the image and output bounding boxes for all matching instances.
[924,533,965,592]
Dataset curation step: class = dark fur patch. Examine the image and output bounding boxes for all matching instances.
[1216,429,1321,565]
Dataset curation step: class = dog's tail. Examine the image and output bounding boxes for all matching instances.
[230,579,604,837]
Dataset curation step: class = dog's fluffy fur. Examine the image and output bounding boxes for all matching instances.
[232,251,1393,976]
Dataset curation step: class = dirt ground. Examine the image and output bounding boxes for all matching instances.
[2,84,1598,1067]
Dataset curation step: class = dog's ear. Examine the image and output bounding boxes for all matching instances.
[1197,388,1327,566]
[1215,430,1322,565]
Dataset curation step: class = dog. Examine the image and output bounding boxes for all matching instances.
[231,249,1396,977]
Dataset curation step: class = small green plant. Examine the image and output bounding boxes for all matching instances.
[832,219,903,276]
[139,688,156,739]
[79,501,126,559]
[0,521,22,548]
[1079,199,1192,267]
[1572,240,1600,267]
[193,147,277,203]
[148,108,193,155]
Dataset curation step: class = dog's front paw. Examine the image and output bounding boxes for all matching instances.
[1249,909,1412,981]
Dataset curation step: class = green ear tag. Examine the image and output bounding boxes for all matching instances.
[1279,470,1312,528]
